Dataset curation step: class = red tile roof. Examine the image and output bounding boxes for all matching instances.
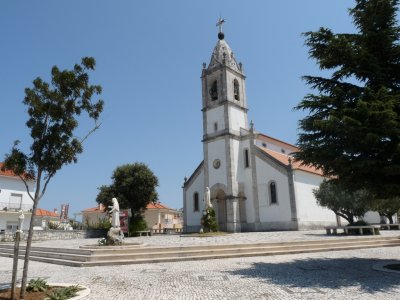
[257,147,324,176]
[35,208,60,217]
[83,206,106,212]
[256,134,299,153]
[0,162,19,178]
[146,202,170,209]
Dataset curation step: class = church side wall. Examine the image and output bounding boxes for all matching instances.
[254,157,293,230]
[235,139,254,224]
[184,169,204,233]
[293,170,338,229]
[255,140,294,156]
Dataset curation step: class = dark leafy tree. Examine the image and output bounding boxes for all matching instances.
[96,162,158,222]
[295,0,400,198]
[368,197,400,223]
[1,57,103,298]
[313,180,369,224]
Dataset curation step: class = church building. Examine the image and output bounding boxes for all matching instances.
[182,24,341,233]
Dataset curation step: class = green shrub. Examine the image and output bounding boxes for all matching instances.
[350,220,369,226]
[129,215,148,236]
[45,285,83,300]
[201,207,218,233]
[27,278,49,292]
[84,217,111,230]
[48,221,60,230]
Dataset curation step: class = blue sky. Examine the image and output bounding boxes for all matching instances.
[0,1,360,216]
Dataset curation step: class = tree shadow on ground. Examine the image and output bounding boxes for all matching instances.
[226,258,400,294]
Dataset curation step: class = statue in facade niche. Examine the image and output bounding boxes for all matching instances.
[204,187,212,209]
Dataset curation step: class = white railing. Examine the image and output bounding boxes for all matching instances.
[0,202,33,212]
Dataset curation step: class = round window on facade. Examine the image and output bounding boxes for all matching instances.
[213,159,221,169]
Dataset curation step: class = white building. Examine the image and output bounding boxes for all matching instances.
[0,162,35,231]
[183,29,367,233]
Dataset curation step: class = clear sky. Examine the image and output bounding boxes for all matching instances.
[0,1,362,217]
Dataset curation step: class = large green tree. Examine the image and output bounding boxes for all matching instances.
[295,0,400,198]
[2,57,103,298]
[96,162,158,221]
[313,180,369,224]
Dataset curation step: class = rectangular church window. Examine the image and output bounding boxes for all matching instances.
[194,192,199,212]
[244,149,250,168]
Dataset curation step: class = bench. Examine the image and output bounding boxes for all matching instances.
[136,230,151,237]
[325,225,381,235]
[379,224,400,230]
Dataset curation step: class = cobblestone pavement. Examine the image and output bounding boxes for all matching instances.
[1,231,400,299]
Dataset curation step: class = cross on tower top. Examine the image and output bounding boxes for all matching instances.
[216,17,225,33]
[216,17,226,40]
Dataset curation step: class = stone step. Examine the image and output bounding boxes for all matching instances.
[26,240,400,267]
[0,247,89,262]
[1,236,399,267]
[86,239,400,262]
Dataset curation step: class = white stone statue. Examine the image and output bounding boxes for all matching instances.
[109,198,120,228]
[17,210,24,232]
[204,187,212,209]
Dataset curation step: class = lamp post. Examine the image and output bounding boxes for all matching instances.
[11,210,24,300]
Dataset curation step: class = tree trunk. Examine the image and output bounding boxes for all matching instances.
[387,215,394,224]
[19,198,39,299]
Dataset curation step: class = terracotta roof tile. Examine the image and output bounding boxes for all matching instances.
[257,146,324,176]
[256,134,299,153]
[35,208,60,217]
[0,163,19,178]
[83,206,106,212]
[146,202,170,209]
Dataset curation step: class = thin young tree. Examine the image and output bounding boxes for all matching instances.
[2,57,104,298]
[295,0,400,198]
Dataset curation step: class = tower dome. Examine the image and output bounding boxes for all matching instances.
[208,38,240,72]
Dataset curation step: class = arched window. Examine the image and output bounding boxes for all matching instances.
[209,80,218,101]
[269,181,278,205]
[233,79,240,100]
[193,192,199,211]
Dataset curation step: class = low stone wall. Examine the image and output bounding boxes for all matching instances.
[0,229,107,242]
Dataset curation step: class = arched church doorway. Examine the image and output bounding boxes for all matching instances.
[215,189,227,232]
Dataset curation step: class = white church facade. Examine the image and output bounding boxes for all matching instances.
[182,28,382,233]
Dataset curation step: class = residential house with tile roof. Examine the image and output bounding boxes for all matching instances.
[82,204,108,227]
[33,208,60,229]
[81,202,183,232]
[0,162,36,231]
[183,29,383,233]
[144,202,183,233]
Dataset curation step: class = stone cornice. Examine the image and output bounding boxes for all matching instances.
[202,100,248,112]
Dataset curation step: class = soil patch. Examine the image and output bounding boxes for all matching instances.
[0,286,60,300]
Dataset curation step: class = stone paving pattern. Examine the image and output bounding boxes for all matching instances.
[1,230,400,299]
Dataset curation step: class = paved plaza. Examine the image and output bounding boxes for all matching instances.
[1,230,400,299]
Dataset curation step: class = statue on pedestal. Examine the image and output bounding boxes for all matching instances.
[109,197,120,228]
[107,198,124,245]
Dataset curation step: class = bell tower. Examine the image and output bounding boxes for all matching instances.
[201,19,249,232]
